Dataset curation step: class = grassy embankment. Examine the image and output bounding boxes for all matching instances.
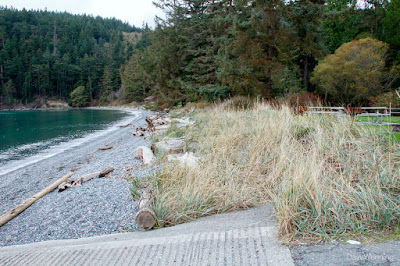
[142,102,400,241]
[355,116,400,142]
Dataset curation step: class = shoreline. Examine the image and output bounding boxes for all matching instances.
[0,108,154,247]
[0,108,139,177]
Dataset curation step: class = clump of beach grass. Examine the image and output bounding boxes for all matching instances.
[152,102,400,239]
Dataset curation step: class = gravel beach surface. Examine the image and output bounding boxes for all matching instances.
[0,109,154,247]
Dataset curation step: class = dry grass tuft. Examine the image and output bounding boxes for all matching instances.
[152,103,400,239]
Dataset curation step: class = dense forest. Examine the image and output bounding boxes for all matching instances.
[0,7,142,107]
[122,0,400,106]
[1,0,400,108]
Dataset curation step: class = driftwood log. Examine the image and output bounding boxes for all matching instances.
[145,116,154,129]
[136,189,156,230]
[98,146,113,151]
[58,167,114,191]
[0,172,74,227]
[119,123,132,128]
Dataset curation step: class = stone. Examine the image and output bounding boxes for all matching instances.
[152,138,186,154]
[134,146,155,165]
[346,240,361,245]
[167,152,199,168]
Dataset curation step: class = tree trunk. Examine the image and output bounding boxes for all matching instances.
[303,55,309,91]
[0,172,74,227]
[136,189,156,230]
[88,75,93,102]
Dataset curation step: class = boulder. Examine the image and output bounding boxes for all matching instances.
[152,138,186,154]
[134,146,155,165]
[168,152,199,168]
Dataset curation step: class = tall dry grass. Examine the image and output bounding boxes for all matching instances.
[152,103,400,238]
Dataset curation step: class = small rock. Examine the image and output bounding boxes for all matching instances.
[346,240,361,245]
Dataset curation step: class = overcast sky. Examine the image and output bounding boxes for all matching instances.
[1,0,164,28]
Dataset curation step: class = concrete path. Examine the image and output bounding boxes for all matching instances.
[0,205,294,265]
[291,241,400,265]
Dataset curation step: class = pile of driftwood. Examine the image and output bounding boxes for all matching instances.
[0,168,116,228]
[58,167,114,192]
[132,112,194,137]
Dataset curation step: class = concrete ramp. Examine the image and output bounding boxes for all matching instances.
[0,205,294,265]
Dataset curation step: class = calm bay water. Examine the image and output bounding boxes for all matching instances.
[0,109,129,170]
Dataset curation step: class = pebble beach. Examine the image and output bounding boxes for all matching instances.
[0,109,153,247]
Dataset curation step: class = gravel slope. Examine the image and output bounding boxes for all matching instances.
[0,109,154,247]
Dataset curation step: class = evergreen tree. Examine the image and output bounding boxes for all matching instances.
[0,7,141,106]
[384,0,400,63]
[289,0,326,91]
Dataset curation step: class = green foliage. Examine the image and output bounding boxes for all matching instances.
[2,79,16,106]
[369,91,400,108]
[0,7,140,104]
[69,86,90,107]
[311,38,389,105]
[199,85,231,102]
[384,0,400,63]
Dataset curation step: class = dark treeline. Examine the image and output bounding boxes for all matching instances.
[0,7,142,106]
[1,1,399,108]
[122,0,400,106]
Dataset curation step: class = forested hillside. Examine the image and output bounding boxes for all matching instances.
[0,7,141,107]
[122,0,400,106]
[1,1,399,108]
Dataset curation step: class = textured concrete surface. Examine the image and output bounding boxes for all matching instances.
[291,241,400,266]
[0,205,295,265]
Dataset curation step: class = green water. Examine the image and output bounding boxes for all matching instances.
[0,109,128,167]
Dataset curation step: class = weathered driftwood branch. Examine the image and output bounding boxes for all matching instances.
[98,146,113,151]
[135,189,156,230]
[119,123,132,128]
[98,167,114,177]
[58,167,114,191]
[145,116,154,129]
[0,172,74,227]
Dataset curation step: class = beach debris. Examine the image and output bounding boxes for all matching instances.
[167,152,199,168]
[133,126,148,136]
[154,125,169,131]
[98,146,113,151]
[0,172,74,227]
[152,138,186,154]
[58,179,73,191]
[145,116,154,129]
[133,113,195,138]
[70,167,81,172]
[58,167,114,192]
[346,240,361,245]
[136,188,156,230]
[134,146,155,165]
[119,123,132,128]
